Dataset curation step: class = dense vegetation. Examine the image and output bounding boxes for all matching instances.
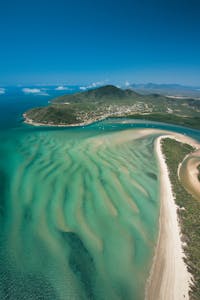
[162,138,200,299]
[24,85,200,128]
[51,85,141,104]
[25,106,79,125]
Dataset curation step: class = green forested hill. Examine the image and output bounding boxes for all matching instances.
[24,85,200,127]
[52,85,141,103]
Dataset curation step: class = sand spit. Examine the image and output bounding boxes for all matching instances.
[146,135,198,300]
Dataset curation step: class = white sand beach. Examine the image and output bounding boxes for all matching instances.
[146,135,195,300]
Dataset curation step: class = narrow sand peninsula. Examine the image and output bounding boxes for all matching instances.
[146,135,192,300]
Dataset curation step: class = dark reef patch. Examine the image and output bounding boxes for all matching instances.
[62,232,96,299]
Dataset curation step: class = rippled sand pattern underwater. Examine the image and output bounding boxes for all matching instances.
[0,128,160,300]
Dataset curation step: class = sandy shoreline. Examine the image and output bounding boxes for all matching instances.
[146,135,194,300]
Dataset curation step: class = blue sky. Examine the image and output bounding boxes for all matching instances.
[0,0,200,85]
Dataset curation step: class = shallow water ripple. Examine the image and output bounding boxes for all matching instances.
[0,129,159,300]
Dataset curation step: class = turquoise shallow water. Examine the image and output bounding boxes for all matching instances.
[0,127,160,300]
[0,93,200,299]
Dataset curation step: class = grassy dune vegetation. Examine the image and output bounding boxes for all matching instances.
[161,138,200,300]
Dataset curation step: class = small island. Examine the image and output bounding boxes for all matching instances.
[24,85,200,130]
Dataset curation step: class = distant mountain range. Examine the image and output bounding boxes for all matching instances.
[1,83,200,98]
[52,85,140,104]
[129,83,200,98]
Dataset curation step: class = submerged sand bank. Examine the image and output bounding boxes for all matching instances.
[99,130,200,299]
[87,128,199,300]
[87,129,200,299]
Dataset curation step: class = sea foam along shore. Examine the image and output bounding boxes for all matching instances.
[146,135,192,300]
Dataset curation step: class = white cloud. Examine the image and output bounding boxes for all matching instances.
[89,81,103,88]
[55,85,70,91]
[39,91,49,96]
[125,81,130,87]
[22,88,49,96]
[22,88,41,94]
[79,81,107,91]
[79,86,87,91]
[90,82,97,87]
[0,88,6,95]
